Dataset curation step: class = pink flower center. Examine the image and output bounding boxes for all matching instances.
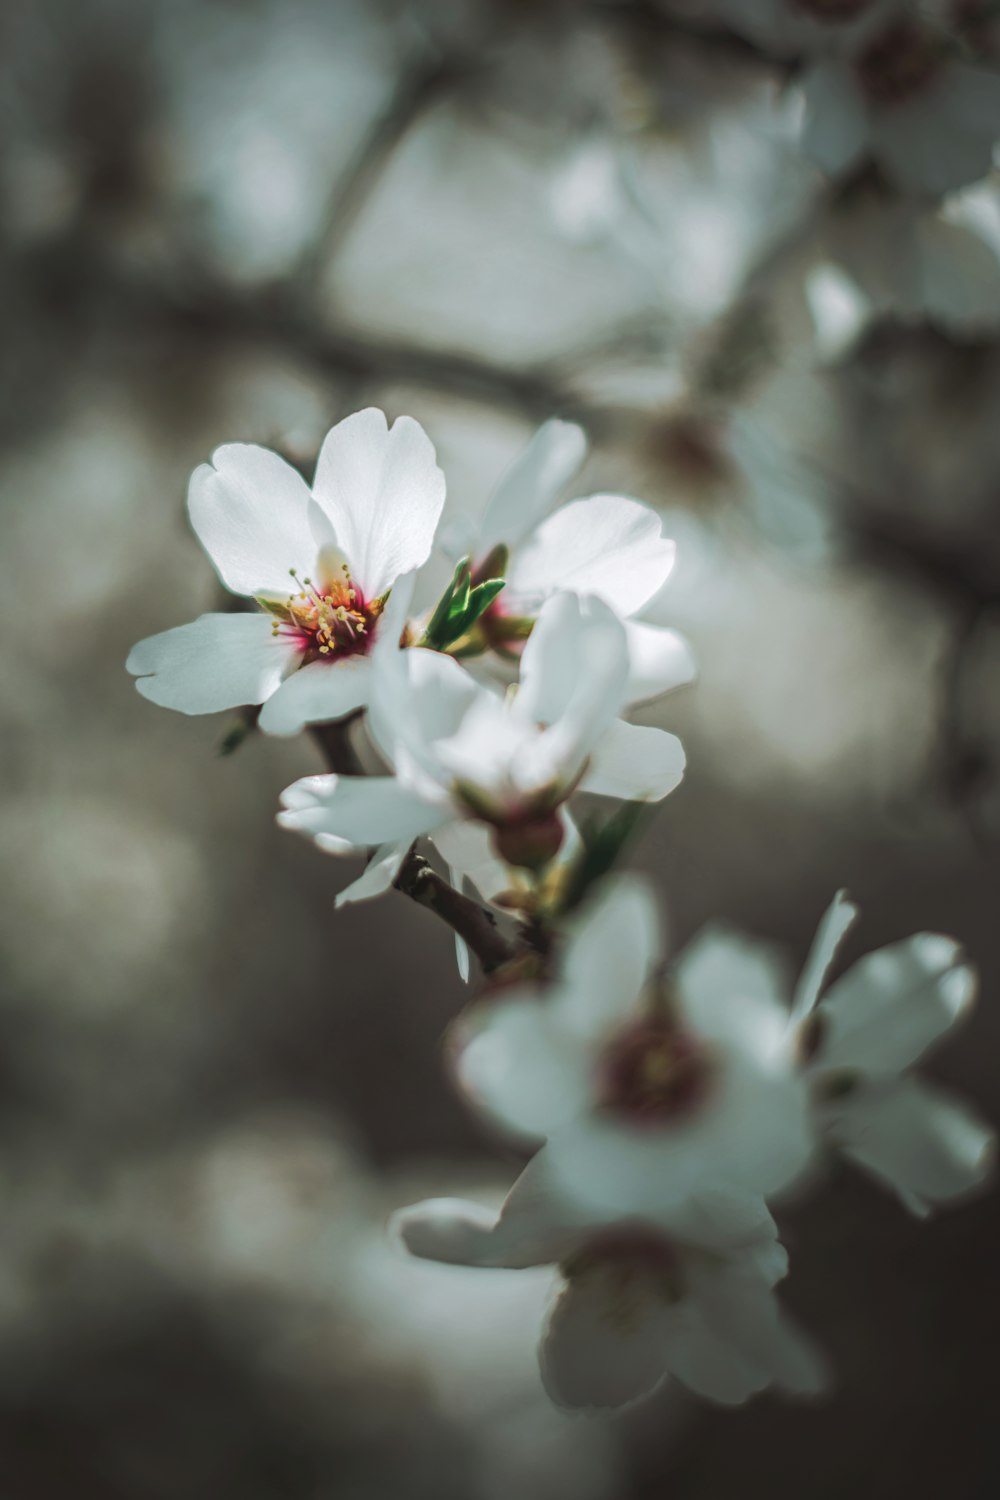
[268,566,382,662]
[598,1019,712,1126]
[855,19,944,105]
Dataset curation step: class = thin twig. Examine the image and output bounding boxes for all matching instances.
[309,719,516,973]
[393,846,514,975]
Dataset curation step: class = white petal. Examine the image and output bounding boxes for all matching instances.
[623,621,696,706]
[334,841,407,907]
[257,656,373,736]
[392,1198,511,1267]
[431,819,509,903]
[540,1269,669,1411]
[516,592,629,735]
[127,611,295,714]
[790,889,859,1027]
[583,720,686,802]
[478,419,588,555]
[553,878,662,1042]
[393,1151,588,1270]
[507,494,676,615]
[873,104,995,200]
[800,61,870,177]
[658,1300,768,1405]
[673,928,793,1057]
[454,994,591,1142]
[816,934,975,1076]
[687,1263,829,1398]
[311,408,446,602]
[187,446,316,598]
[873,66,1000,198]
[369,643,482,779]
[830,1078,994,1216]
[277,773,443,848]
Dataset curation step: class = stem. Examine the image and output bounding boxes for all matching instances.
[393,846,514,975]
[309,719,516,974]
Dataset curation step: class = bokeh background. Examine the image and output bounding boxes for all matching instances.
[2,1,999,1495]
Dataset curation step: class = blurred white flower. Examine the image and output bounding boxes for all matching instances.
[453,879,814,1226]
[127,407,445,734]
[278,594,686,903]
[445,419,696,704]
[792,891,995,1215]
[801,15,1000,196]
[803,186,1000,354]
[394,1150,827,1411]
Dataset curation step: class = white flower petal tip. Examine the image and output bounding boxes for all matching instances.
[390,1199,501,1266]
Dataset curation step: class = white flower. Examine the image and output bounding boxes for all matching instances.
[278,593,686,905]
[447,419,695,704]
[126,408,446,735]
[801,17,1000,197]
[791,891,995,1215]
[452,879,814,1227]
[393,1151,827,1411]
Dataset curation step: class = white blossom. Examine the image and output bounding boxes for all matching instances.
[393,1150,827,1411]
[126,408,445,734]
[445,419,695,704]
[278,594,686,905]
[801,16,1000,197]
[452,879,814,1228]
[792,891,995,1215]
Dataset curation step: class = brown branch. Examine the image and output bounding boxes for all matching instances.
[309,719,516,974]
[393,846,515,975]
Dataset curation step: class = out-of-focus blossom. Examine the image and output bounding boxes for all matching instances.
[278,595,686,903]
[127,408,445,734]
[800,15,1000,197]
[394,1149,827,1411]
[803,183,1000,354]
[792,891,995,1215]
[453,879,813,1226]
[445,419,695,703]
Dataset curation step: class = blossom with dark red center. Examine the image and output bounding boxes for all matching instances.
[452,878,814,1228]
[127,407,446,734]
[393,1147,827,1410]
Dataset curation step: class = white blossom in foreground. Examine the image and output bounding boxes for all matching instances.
[791,892,995,1215]
[278,593,686,905]
[453,880,814,1228]
[445,419,695,704]
[393,1153,827,1411]
[801,16,1000,197]
[126,408,445,735]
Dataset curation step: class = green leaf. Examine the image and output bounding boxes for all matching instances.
[218,715,257,756]
[557,800,652,915]
[422,558,471,649]
[422,561,507,651]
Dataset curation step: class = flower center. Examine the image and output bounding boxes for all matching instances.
[598,1019,711,1125]
[267,565,382,661]
[855,20,944,105]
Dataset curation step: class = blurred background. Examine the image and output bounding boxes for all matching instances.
[2,0,999,1495]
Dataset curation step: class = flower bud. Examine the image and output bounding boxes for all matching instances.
[492,812,564,871]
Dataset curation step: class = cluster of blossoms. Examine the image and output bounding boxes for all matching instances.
[128,407,993,1412]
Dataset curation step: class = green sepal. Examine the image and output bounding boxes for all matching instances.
[557,800,652,915]
[218,715,257,756]
[422,559,506,651]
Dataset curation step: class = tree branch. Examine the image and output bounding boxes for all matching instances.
[309,719,516,974]
[393,846,514,975]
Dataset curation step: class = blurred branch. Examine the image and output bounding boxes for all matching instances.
[590,0,783,69]
[295,54,465,291]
